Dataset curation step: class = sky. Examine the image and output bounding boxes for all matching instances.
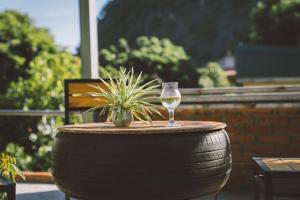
[0,0,109,53]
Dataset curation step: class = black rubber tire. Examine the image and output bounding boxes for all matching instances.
[52,129,231,200]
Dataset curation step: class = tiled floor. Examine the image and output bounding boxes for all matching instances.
[16,183,299,200]
[17,183,64,200]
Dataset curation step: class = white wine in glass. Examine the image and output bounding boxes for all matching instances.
[160,82,181,127]
[160,96,181,110]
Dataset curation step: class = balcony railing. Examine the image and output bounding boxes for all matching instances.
[0,110,63,116]
[1,85,300,117]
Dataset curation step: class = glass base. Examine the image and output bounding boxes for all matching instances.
[166,121,180,127]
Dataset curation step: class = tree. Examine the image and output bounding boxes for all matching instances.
[0,51,80,171]
[0,10,57,94]
[0,10,81,171]
[99,36,198,87]
[248,0,300,45]
[2,51,80,110]
[98,0,258,67]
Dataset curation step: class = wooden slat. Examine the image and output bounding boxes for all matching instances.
[68,82,300,96]
[149,85,300,95]
[238,77,300,83]
[68,82,107,94]
[148,92,300,103]
[281,159,300,171]
[70,84,300,96]
[69,96,107,108]
[263,159,293,171]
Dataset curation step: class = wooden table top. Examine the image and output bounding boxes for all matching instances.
[253,157,300,174]
[58,121,226,135]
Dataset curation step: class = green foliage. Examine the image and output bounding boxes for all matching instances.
[0,51,80,171]
[198,62,230,88]
[99,65,120,79]
[0,28,80,171]
[0,10,57,93]
[2,51,80,110]
[99,36,198,87]
[248,0,300,45]
[29,116,63,171]
[5,143,32,171]
[2,115,64,171]
[89,68,162,123]
[0,153,25,182]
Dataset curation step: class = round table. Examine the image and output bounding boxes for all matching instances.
[52,121,231,200]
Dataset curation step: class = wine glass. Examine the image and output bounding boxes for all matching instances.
[160,82,181,127]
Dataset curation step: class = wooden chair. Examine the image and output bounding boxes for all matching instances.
[64,79,108,125]
[0,175,15,200]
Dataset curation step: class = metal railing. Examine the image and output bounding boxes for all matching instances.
[0,109,63,116]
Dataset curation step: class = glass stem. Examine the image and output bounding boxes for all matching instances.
[168,110,174,123]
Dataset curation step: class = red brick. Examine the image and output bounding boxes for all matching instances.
[176,109,196,120]
[227,163,253,190]
[231,163,252,175]
[231,144,245,162]
[293,136,300,144]
[274,145,300,157]
[268,126,300,136]
[243,144,275,159]
[229,134,255,144]
[257,118,300,127]
[257,135,290,144]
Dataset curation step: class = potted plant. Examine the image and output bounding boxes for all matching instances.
[235,0,300,84]
[88,67,162,127]
[0,153,25,199]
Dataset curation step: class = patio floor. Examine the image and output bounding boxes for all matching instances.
[16,183,298,200]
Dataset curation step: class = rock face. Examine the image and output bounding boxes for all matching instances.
[97,0,258,67]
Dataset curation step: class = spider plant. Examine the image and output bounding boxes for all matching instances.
[88,67,163,127]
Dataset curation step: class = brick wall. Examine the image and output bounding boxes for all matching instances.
[167,106,300,190]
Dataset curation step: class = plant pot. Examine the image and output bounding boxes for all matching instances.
[111,109,133,127]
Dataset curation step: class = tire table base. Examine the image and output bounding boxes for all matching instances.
[52,121,232,200]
